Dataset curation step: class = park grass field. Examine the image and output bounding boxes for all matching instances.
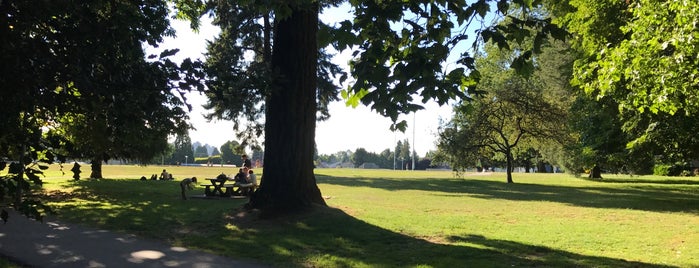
[28,165,699,267]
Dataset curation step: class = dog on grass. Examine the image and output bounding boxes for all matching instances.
[180,177,197,200]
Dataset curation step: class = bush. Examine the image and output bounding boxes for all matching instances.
[654,163,690,176]
[193,155,223,165]
[653,164,670,176]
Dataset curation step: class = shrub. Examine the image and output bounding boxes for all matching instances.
[654,163,690,176]
[653,164,670,176]
[193,155,223,165]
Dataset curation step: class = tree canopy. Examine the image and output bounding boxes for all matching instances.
[1,0,200,220]
[544,0,699,174]
[562,0,699,116]
[169,0,563,212]
[437,36,569,182]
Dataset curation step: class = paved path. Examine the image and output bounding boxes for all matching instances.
[0,210,269,267]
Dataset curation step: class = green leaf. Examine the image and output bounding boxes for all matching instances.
[473,0,490,18]
[545,24,568,41]
[496,0,509,13]
[159,49,180,59]
[343,88,369,108]
[510,51,534,77]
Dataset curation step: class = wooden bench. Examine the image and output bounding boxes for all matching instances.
[204,184,236,196]
[235,184,258,196]
[222,184,239,197]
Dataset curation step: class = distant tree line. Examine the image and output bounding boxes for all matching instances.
[144,132,263,167]
[315,139,439,170]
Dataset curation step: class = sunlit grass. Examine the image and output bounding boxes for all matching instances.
[32,165,699,267]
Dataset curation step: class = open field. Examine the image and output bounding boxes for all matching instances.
[25,165,699,267]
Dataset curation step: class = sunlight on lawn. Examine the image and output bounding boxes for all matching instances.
[37,164,699,267]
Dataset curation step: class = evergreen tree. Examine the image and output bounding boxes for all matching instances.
[171,133,194,165]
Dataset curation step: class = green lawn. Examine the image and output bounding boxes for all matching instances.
[30,165,699,267]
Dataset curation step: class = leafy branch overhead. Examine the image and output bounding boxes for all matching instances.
[1,0,204,220]
[337,0,565,131]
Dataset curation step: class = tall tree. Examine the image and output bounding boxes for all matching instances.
[174,0,562,213]
[219,140,241,164]
[352,148,370,168]
[437,40,568,183]
[250,4,326,210]
[194,145,209,158]
[171,133,194,165]
[0,0,198,220]
[211,147,221,156]
[400,139,411,169]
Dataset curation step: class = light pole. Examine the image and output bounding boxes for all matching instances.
[393,131,396,170]
[185,155,188,166]
[412,112,415,171]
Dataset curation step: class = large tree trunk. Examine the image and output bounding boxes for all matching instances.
[248,5,326,212]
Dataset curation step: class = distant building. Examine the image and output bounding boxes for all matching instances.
[359,163,379,169]
[317,161,355,168]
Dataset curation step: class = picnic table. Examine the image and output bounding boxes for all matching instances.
[204,178,238,197]
[204,178,250,197]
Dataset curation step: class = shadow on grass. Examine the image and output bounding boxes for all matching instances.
[45,179,679,268]
[582,177,699,185]
[316,175,699,215]
[220,206,671,268]
[45,178,670,267]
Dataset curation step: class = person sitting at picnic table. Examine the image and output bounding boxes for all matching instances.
[235,167,257,196]
[247,169,257,186]
[233,168,246,183]
[215,172,228,182]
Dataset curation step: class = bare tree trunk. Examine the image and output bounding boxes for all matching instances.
[90,156,103,179]
[524,160,531,173]
[506,151,514,183]
[248,5,326,213]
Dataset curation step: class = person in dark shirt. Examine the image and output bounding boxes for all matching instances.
[241,154,252,169]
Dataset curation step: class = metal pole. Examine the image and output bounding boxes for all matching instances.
[393,131,396,170]
[412,112,415,170]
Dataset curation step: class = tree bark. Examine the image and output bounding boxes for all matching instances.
[524,160,531,173]
[90,156,103,179]
[505,151,514,183]
[248,5,326,212]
